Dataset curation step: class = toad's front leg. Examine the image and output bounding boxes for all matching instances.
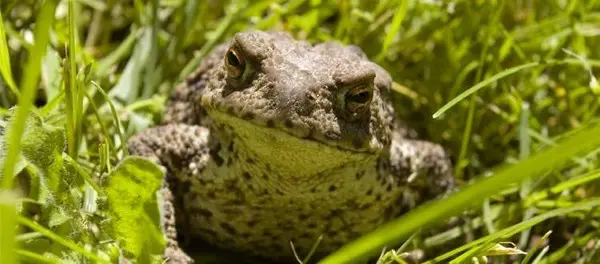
[128,124,211,264]
[387,133,455,212]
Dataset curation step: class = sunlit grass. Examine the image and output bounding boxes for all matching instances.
[0,191,17,264]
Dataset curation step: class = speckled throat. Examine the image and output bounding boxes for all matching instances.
[175,113,404,261]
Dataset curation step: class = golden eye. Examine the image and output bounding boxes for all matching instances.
[345,85,373,113]
[225,48,245,78]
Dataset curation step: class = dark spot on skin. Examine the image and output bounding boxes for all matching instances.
[310,187,317,193]
[246,157,255,164]
[355,170,365,180]
[263,230,272,237]
[299,213,310,221]
[241,232,251,239]
[262,174,268,180]
[346,200,360,210]
[328,230,339,237]
[300,232,312,239]
[330,209,342,218]
[277,221,294,229]
[284,119,294,128]
[183,141,192,150]
[220,222,237,235]
[376,173,382,182]
[386,184,393,192]
[224,179,244,201]
[276,189,284,196]
[222,207,243,215]
[328,185,337,192]
[247,219,258,228]
[266,119,275,127]
[243,172,252,180]
[366,188,373,196]
[359,203,372,210]
[307,222,317,229]
[375,194,382,201]
[228,142,234,152]
[207,192,216,199]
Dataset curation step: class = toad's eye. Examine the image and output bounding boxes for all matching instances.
[345,85,373,114]
[225,48,245,78]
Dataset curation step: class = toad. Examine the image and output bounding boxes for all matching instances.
[128,30,454,263]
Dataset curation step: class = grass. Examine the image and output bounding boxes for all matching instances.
[1,0,600,263]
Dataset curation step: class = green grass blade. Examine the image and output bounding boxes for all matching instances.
[16,250,59,264]
[376,0,408,62]
[65,0,80,158]
[531,246,550,264]
[63,154,102,194]
[0,11,19,97]
[1,0,58,188]
[17,215,109,263]
[91,82,128,156]
[319,121,600,264]
[82,90,115,157]
[0,191,17,264]
[524,169,600,207]
[433,62,539,119]
[520,231,552,264]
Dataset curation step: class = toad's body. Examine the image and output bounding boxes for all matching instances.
[129,30,454,263]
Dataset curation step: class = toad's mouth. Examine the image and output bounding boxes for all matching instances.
[205,108,382,155]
